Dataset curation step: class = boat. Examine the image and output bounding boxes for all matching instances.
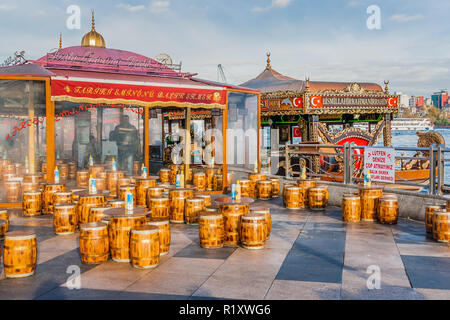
[391,118,434,131]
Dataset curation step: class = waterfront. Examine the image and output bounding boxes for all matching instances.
[388,128,450,185]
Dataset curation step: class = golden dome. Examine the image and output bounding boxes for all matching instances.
[81,11,106,48]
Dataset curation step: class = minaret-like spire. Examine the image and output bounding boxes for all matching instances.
[91,10,96,31]
[59,33,62,49]
[266,52,271,70]
[305,77,310,92]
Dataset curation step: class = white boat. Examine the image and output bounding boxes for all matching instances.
[391,118,434,131]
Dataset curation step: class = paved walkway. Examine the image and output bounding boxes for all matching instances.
[0,197,449,300]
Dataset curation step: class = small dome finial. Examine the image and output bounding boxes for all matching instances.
[91,10,95,31]
[384,80,390,94]
[59,33,62,49]
[266,52,271,69]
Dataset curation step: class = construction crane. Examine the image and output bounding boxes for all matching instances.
[217,64,227,84]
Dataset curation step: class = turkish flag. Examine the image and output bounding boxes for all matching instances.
[388,97,398,107]
[310,96,323,108]
[293,97,303,108]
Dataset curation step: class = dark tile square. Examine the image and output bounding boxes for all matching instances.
[174,243,236,260]
[401,255,450,290]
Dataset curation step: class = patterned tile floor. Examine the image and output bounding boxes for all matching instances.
[0,197,449,300]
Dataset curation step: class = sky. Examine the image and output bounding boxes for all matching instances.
[0,0,449,97]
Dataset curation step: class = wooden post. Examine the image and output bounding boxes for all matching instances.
[27,81,35,174]
[222,99,228,191]
[45,80,55,183]
[144,107,149,170]
[184,107,191,184]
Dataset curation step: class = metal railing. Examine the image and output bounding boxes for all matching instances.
[281,143,450,195]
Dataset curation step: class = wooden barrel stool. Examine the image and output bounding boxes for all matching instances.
[147,187,164,203]
[89,165,105,178]
[106,171,121,197]
[308,186,328,211]
[0,209,9,231]
[95,178,107,191]
[89,207,111,223]
[434,211,450,242]
[282,184,295,206]
[59,163,69,181]
[193,172,207,191]
[118,185,136,201]
[117,177,132,194]
[194,193,211,207]
[68,162,77,180]
[4,164,15,174]
[425,205,443,234]
[135,178,157,207]
[199,212,224,249]
[23,192,42,217]
[107,199,125,208]
[43,183,66,214]
[257,180,272,200]
[0,219,7,239]
[297,179,317,207]
[342,194,361,222]
[169,164,181,185]
[169,188,194,223]
[239,179,255,198]
[130,226,160,269]
[205,168,216,191]
[220,202,249,246]
[359,186,384,222]
[249,173,266,183]
[240,213,266,250]
[2,173,16,182]
[377,195,399,224]
[22,182,39,194]
[76,191,108,206]
[79,222,109,264]
[213,174,223,191]
[185,198,205,224]
[106,208,148,262]
[77,170,89,187]
[159,168,171,183]
[284,186,305,210]
[270,179,280,198]
[53,203,77,235]
[78,203,99,225]
[5,180,21,202]
[70,188,85,202]
[147,218,170,256]
[23,174,41,184]
[250,207,271,240]
[3,231,37,278]
[53,192,73,206]
[149,197,170,219]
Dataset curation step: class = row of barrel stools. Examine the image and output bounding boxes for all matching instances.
[283,179,329,210]
[341,188,399,224]
[424,203,450,243]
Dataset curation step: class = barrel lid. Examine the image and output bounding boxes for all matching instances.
[169,188,194,193]
[90,207,111,212]
[257,180,272,184]
[132,225,158,234]
[194,172,206,176]
[250,206,270,213]
[270,178,280,182]
[297,178,316,183]
[435,210,450,216]
[150,196,169,202]
[426,204,444,209]
[194,193,211,198]
[54,203,76,209]
[205,206,219,212]
[5,230,36,240]
[148,217,170,225]
[159,168,171,172]
[136,177,157,182]
[77,170,89,173]
[286,186,302,190]
[105,207,148,218]
[5,180,20,184]
[80,222,107,230]
[200,211,223,219]
[309,186,327,191]
[73,190,110,197]
[186,197,204,203]
[148,186,164,190]
[22,182,39,185]
[239,179,251,183]
[23,191,41,195]
[54,192,73,196]
[108,199,125,204]
[119,185,135,190]
[242,213,265,220]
